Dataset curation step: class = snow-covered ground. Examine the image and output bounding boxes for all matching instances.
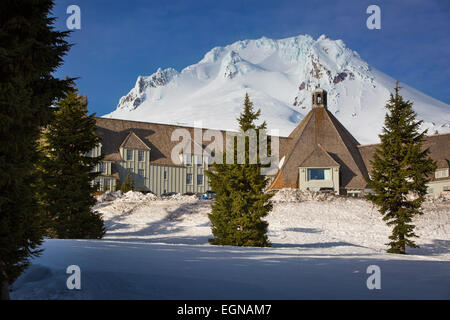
[11,191,450,299]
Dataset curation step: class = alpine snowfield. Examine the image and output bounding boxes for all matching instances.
[11,191,450,300]
[105,34,450,145]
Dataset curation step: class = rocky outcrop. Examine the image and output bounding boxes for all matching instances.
[116,68,179,110]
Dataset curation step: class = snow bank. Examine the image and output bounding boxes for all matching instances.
[117,191,158,202]
[163,193,199,203]
[426,191,450,203]
[271,188,336,203]
[96,190,198,204]
[96,191,122,203]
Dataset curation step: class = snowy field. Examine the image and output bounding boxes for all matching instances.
[11,190,450,300]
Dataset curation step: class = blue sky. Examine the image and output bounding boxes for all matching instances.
[52,0,450,115]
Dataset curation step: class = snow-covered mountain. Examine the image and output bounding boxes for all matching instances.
[104,34,450,144]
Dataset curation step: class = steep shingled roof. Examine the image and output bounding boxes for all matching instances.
[96,117,290,168]
[358,133,450,182]
[299,144,340,168]
[96,118,211,166]
[269,107,369,190]
[96,117,448,186]
[120,131,151,150]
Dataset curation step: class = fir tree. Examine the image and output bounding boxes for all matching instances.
[206,94,272,247]
[120,172,135,193]
[40,87,106,239]
[0,0,71,299]
[366,83,436,254]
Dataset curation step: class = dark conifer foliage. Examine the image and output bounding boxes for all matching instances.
[120,172,136,193]
[206,94,273,247]
[40,88,106,239]
[0,0,71,298]
[367,83,436,254]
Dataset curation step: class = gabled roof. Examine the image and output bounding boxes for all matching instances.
[103,153,123,161]
[299,144,340,168]
[436,159,449,169]
[358,133,450,182]
[120,131,151,150]
[96,117,290,168]
[269,106,370,190]
[96,118,229,167]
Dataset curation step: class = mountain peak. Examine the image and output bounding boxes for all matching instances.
[107,34,450,144]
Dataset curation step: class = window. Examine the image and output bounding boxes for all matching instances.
[138,150,145,162]
[195,155,202,166]
[138,169,145,177]
[164,171,167,180]
[99,162,104,173]
[126,149,133,161]
[435,168,449,179]
[307,168,331,181]
[197,174,203,185]
[186,173,193,185]
[184,154,192,166]
[105,179,111,191]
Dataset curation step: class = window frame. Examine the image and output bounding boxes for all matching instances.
[197,174,203,185]
[138,150,145,162]
[307,168,331,181]
[195,155,202,167]
[126,149,133,161]
[435,168,449,179]
[186,173,193,185]
[184,154,192,166]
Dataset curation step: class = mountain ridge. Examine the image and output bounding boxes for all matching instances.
[104,34,450,144]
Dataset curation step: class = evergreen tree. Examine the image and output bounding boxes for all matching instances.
[206,94,272,247]
[366,83,436,254]
[120,172,135,193]
[41,88,106,239]
[0,0,71,299]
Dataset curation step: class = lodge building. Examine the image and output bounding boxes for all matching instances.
[92,89,450,197]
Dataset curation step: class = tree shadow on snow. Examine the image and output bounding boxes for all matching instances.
[283,227,321,233]
[409,239,450,257]
[271,241,363,249]
[104,203,208,243]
